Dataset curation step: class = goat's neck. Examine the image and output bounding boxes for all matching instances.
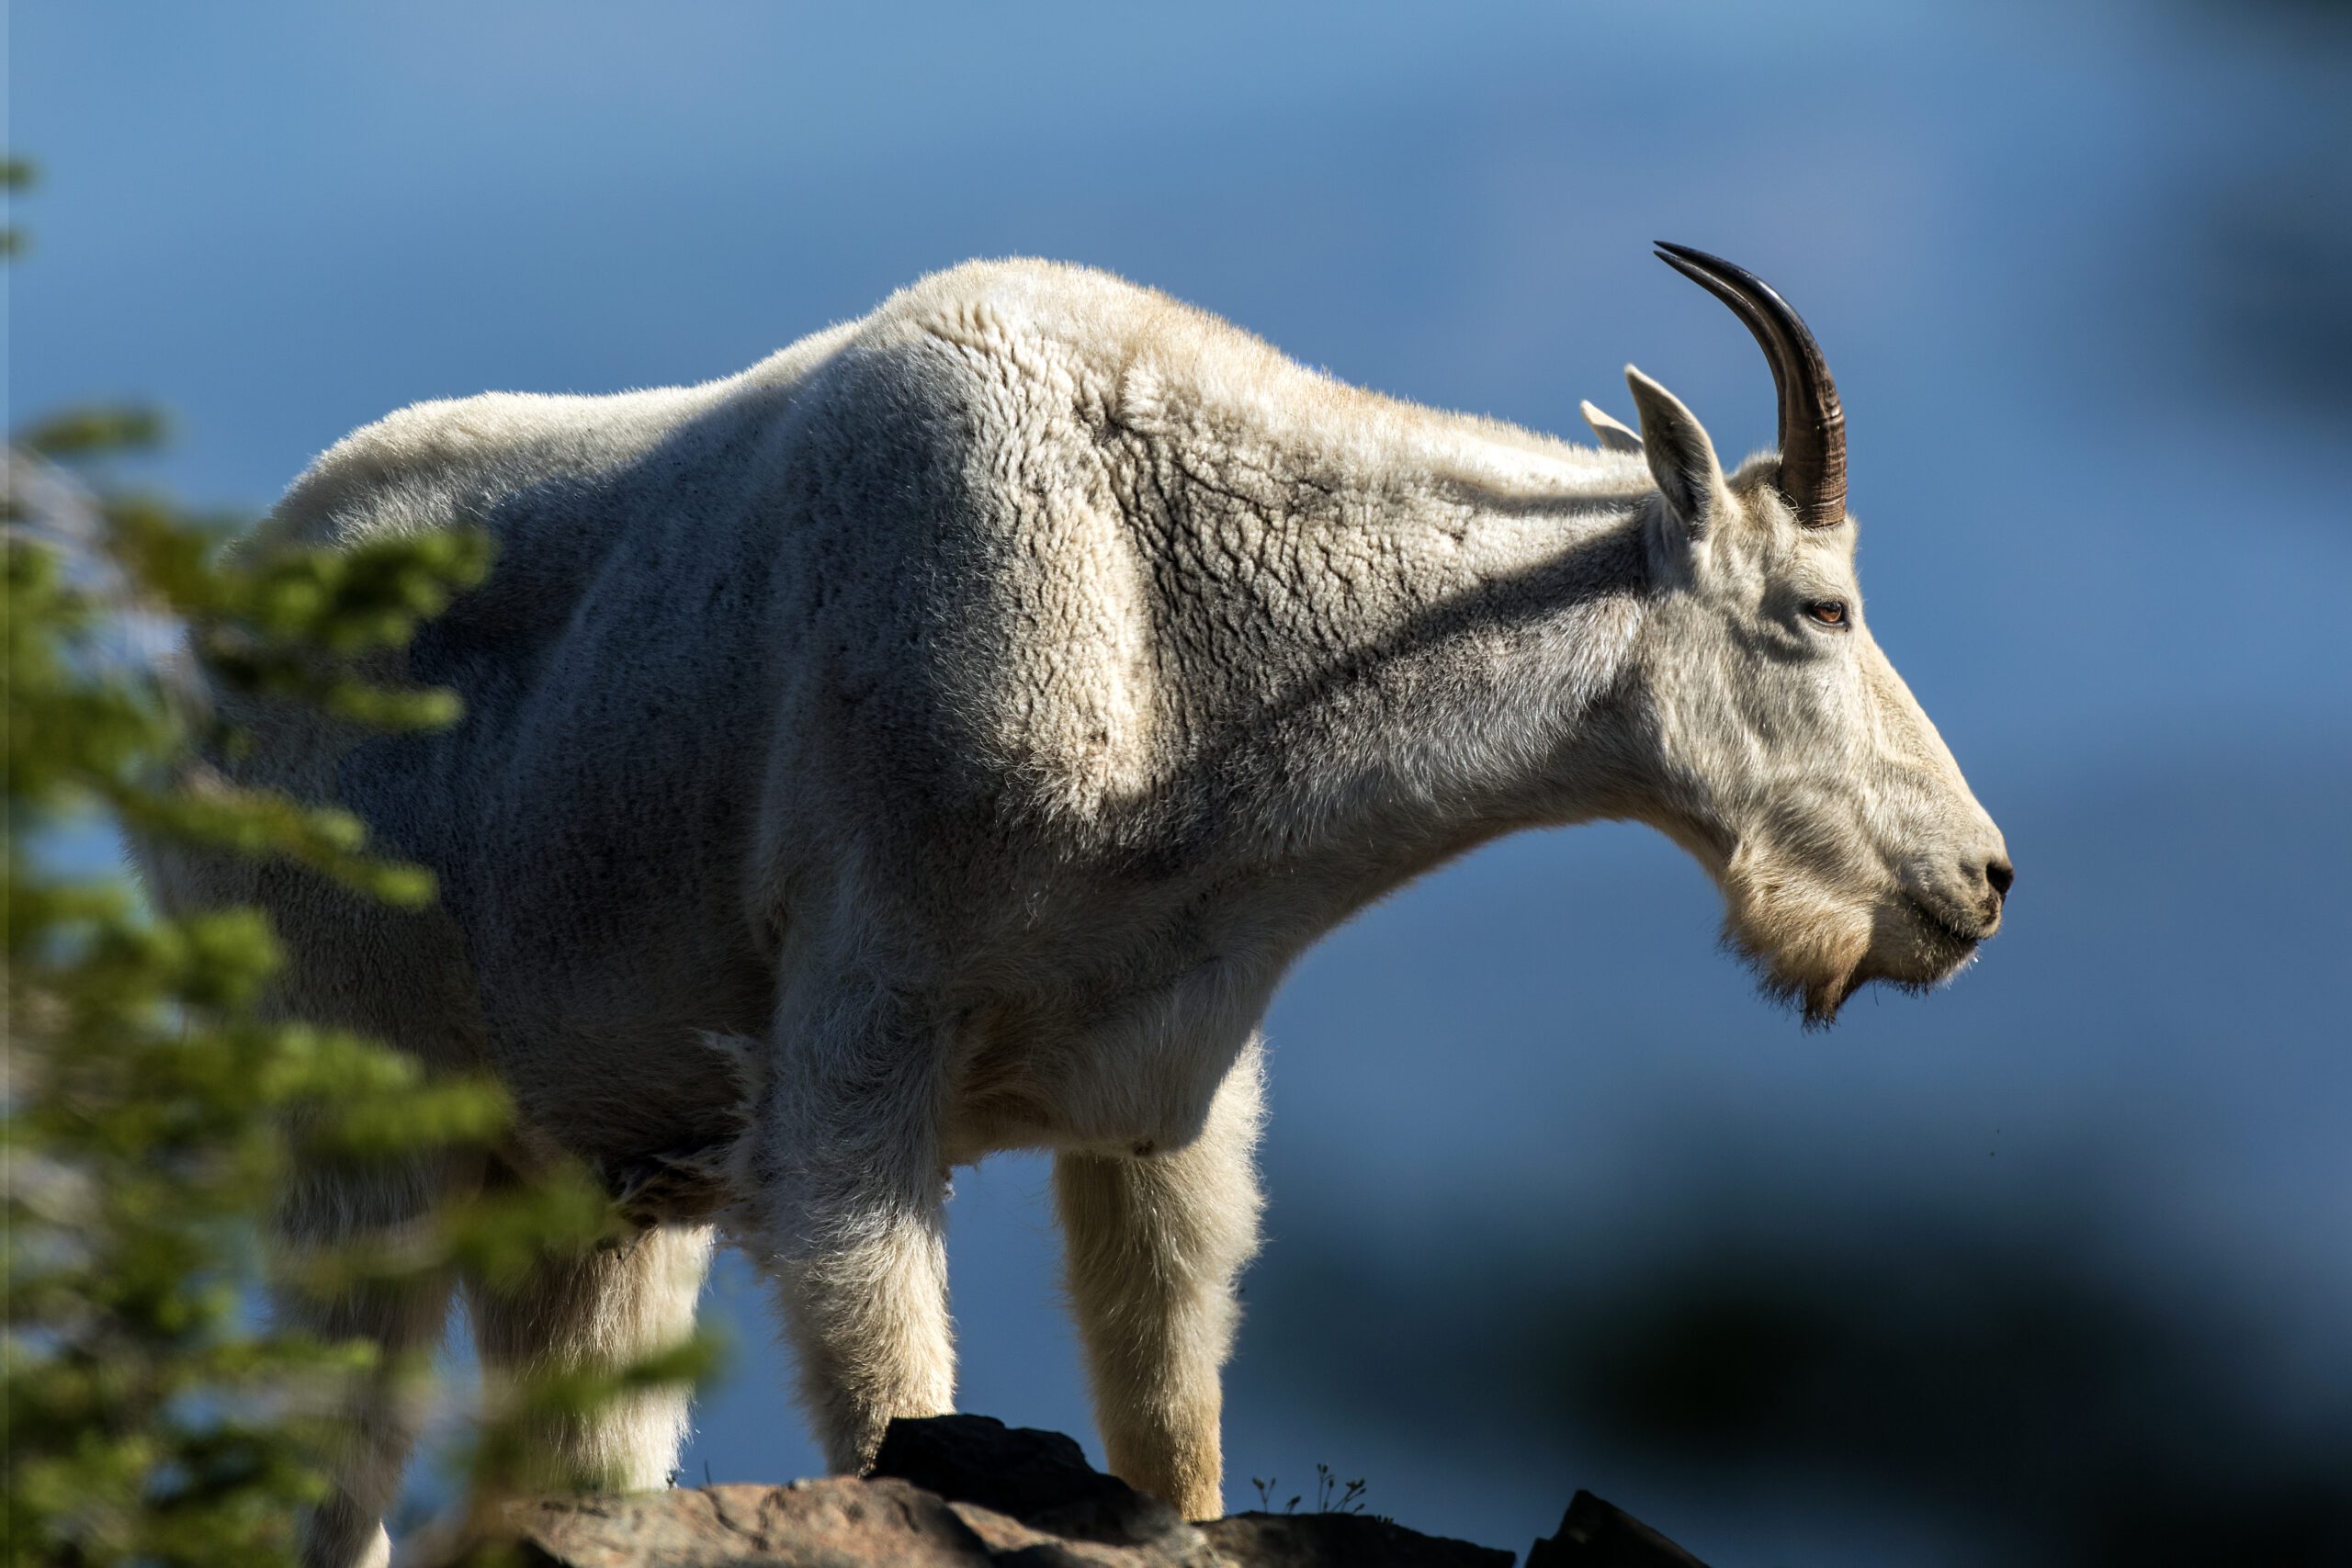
[1122,407,1657,880]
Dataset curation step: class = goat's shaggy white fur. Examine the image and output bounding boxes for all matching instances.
[140,259,2005,1564]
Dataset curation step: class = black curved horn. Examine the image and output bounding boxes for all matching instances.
[1653,242,1848,528]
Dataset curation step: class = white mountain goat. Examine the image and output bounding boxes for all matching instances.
[141,244,2008,1564]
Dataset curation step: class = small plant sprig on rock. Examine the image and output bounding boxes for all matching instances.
[1248,1464,1368,1517]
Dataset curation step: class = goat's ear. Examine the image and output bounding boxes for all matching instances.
[1579,400,1645,454]
[1624,366,1726,536]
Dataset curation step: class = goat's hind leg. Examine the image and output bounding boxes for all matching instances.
[461,1215,716,1495]
[1055,1040,1265,1521]
[275,1155,467,1568]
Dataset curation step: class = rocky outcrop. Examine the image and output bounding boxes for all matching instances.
[508,1479,1005,1567]
[504,1415,1708,1567]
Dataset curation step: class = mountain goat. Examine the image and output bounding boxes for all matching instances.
[143,244,2008,1565]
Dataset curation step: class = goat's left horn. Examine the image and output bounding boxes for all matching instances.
[1653,242,1848,529]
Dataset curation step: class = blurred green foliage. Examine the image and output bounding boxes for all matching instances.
[4,159,717,1566]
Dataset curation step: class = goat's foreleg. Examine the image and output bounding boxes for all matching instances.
[747,982,956,1474]
[1055,1039,1265,1521]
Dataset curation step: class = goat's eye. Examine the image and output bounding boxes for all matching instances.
[1804,600,1849,627]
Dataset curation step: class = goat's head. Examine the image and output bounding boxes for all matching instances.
[1596,243,2009,1024]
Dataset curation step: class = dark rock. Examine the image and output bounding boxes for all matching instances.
[1199,1512,1515,1567]
[1525,1491,1713,1567]
[872,1414,1205,1558]
[870,1415,1148,1524]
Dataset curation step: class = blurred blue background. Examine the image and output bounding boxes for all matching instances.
[16,3,2351,1563]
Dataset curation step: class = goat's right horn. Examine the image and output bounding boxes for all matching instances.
[1652,242,1848,529]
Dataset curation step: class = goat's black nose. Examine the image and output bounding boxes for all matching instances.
[1984,856,2015,902]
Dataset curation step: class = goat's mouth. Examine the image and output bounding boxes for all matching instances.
[1907,895,1991,961]
[1867,896,1985,995]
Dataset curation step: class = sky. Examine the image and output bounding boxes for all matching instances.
[14,4,2352,1564]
